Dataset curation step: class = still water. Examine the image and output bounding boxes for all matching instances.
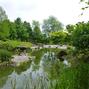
[0,50,68,89]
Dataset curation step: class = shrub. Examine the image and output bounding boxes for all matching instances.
[72,22,89,50]
[57,62,89,89]
[0,40,32,51]
[0,49,12,62]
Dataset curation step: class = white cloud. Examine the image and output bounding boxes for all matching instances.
[0,0,89,25]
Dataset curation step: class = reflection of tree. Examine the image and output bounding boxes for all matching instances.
[2,52,65,89]
[41,52,60,79]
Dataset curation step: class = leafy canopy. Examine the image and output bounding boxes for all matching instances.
[42,16,63,35]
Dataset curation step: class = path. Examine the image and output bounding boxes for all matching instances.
[31,45,67,50]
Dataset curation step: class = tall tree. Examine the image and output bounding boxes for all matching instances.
[23,21,32,41]
[14,17,29,41]
[42,16,63,35]
[32,20,42,43]
[9,22,17,40]
[0,20,10,40]
[32,20,40,30]
[0,6,8,22]
[14,17,22,40]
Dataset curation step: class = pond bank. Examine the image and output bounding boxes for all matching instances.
[11,53,35,66]
[0,54,33,67]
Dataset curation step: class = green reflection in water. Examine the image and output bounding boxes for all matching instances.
[1,50,63,89]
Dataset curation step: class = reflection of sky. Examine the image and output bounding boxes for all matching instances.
[2,62,49,89]
[1,52,70,89]
[2,52,54,89]
[0,0,88,25]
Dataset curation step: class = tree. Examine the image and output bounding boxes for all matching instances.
[14,17,29,41]
[9,22,17,40]
[32,20,42,43]
[66,24,75,34]
[23,21,32,41]
[42,16,63,35]
[50,31,68,44]
[0,6,8,22]
[66,24,76,44]
[72,22,89,50]
[32,20,40,30]
[14,17,22,40]
[0,20,10,40]
[40,34,50,44]
[0,7,9,40]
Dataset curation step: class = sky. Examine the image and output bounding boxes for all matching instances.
[0,0,89,26]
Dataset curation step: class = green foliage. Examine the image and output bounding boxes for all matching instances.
[30,49,45,64]
[9,22,17,40]
[50,31,68,44]
[0,20,10,40]
[0,40,32,51]
[0,6,8,22]
[23,21,33,41]
[0,49,12,62]
[0,40,21,51]
[66,24,75,34]
[30,48,59,64]
[58,62,89,89]
[15,61,32,74]
[0,66,13,88]
[42,16,63,35]
[32,20,40,29]
[72,22,89,50]
[32,20,43,43]
[14,18,29,41]
[0,8,65,44]
[9,18,33,42]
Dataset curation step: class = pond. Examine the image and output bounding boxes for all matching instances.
[0,49,69,89]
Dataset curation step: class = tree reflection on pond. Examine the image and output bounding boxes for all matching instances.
[1,51,68,89]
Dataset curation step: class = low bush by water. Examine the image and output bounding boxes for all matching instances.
[0,49,12,62]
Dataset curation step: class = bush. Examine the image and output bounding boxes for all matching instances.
[0,49,12,62]
[72,22,89,50]
[50,31,68,44]
[57,62,89,89]
[0,40,32,51]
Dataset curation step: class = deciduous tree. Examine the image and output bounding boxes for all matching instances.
[42,16,63,35]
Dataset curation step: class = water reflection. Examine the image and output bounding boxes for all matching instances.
[1,52,67,89]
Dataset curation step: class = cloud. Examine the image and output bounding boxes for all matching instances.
[0,0,88,25]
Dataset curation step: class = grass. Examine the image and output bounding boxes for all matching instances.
[56,62,89,89]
